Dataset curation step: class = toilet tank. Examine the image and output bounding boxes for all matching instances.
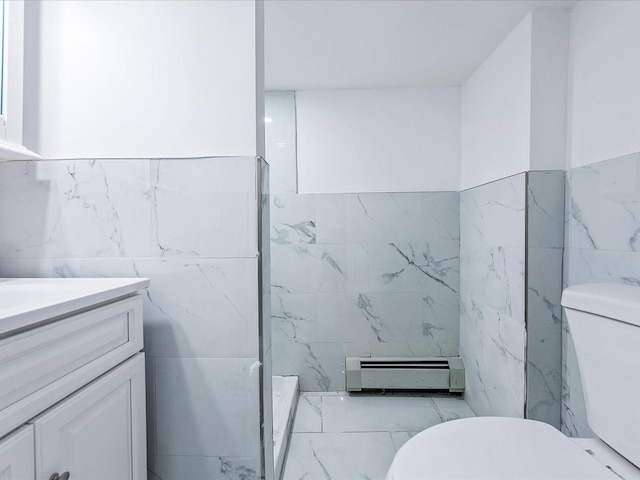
[562,283,640,468]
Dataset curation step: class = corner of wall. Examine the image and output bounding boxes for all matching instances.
[529,9,570,172]
[460,12,533,190]
[255,0,266,160]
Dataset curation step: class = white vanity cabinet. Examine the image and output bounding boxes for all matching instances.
[32,354,146,480]
[0,278,149,480]
[0,425,35,479]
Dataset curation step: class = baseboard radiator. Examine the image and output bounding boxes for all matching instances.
[345,356,465,393]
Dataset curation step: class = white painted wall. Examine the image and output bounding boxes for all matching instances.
[265,91,297,194]
[461,13,532,190]
[296,87,460,193]
[23,0,262,159]
[567,1,640,168]
[461,10,570,189]
[530,9,569,171]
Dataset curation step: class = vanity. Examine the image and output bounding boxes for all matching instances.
[0,277,149,480]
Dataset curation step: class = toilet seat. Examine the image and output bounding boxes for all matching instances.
[386,417,623,479]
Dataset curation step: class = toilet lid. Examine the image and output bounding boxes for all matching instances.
[387,417,620,479]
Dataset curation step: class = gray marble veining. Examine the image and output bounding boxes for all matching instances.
[459,174,526,250]
[528,171,565,249]
[283,392,475,480]
[270,191,460,391]
[460,171,565,426]
[273,341,371,392]
[317,293,423,343]
[155,358,260,457]
[526,248,563,427]
[151,158,257,258]
[293,395,322,433]
[272,294,318,344]
[349,193,426,243]
[525,171,565,429]
[0,157,269,480]
[569,153,640,252]
[0,160,151,258]
[562,153,640,438]
[16,256,261,360]
[460,174,527,418]
[283,432,396,480]
[369,241,459,294]
[150,454,258,480]
[270,194,316,245]
[321,394,443,433]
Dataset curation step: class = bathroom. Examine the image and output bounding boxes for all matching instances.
[0,0,639,479]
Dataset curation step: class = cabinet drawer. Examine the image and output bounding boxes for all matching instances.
[0,295,143,414]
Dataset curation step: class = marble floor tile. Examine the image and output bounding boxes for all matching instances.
[431,396,476,422]
[293,394,322,433]
[283,432,396,480]
[389,431,422,451]
[322,394,442,433]
[282,393,476,480]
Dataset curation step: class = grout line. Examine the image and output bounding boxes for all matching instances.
[429,397,447,423]
[320,395,324,433]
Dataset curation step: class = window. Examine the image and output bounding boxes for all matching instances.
[0,0,38,160]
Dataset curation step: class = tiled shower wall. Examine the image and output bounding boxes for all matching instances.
[526,171,564,428]
[562,153,640,437]
[270,192,460,391]
[460,172,564,426]
[0,158,270,480]
[459,174,527,418]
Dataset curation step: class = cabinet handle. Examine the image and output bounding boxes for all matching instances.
[49,473,70,480]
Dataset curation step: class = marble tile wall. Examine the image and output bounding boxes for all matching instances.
[562,153,640,437]
[0,157,270,480]
[459,174,527,418]
[270,192,460,391]
[259,159,274,478]
[459,172,565,425]
[526,171,565,429]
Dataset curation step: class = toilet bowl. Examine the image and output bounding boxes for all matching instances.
[386,417,637,479]
[386,283,640,479]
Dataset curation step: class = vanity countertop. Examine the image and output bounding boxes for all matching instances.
[0,277,150,336]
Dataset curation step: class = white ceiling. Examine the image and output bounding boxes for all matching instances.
[264,0,578,90]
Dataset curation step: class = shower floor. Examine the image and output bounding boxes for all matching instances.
[282,392,475,480]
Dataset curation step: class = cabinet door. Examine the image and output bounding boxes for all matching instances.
[32,354,146,480]
[0,425,35,480]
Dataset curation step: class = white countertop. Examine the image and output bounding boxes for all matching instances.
[0,278,150,336]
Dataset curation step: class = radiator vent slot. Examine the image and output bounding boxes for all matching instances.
[346,356,465,393]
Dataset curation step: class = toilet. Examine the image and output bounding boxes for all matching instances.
[386,283,640,479]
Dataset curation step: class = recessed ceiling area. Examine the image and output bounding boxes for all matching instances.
[264,0,578,90]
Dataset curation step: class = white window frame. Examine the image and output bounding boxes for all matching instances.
[0,0,38,160]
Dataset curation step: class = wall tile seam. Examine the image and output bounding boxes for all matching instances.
[461,169,565,193]
[0,256,262,260]
[523,171,530,419]
[150,454,259,458]
[281,191,461,196]
[565,247,640,253]
[146,356,262,360]
[25,155,260,162]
